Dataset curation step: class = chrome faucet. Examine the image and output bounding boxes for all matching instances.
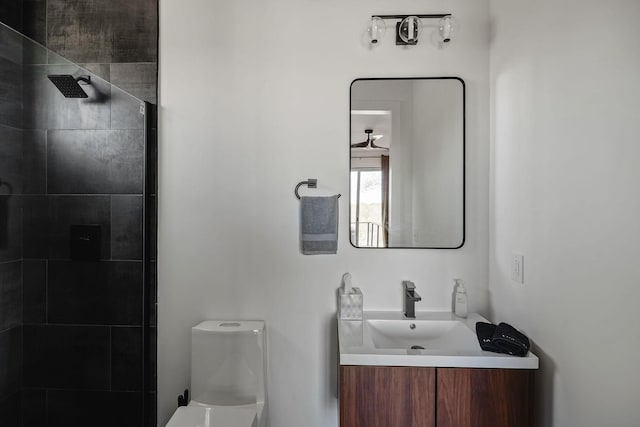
[403,281,421,318]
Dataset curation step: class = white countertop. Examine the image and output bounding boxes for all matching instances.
[338,311,539,370]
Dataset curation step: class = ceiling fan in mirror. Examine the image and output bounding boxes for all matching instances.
[351,129,388,150]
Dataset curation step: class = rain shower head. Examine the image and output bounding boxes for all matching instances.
[47,75,91,98]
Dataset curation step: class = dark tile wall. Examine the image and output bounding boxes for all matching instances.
[2,0,157,104]
[0,1,22,35]
[18,72,151,422]
[0,262,22,331]
[47,0,157,64]
[1,1,157,424]
[0,28,24,425]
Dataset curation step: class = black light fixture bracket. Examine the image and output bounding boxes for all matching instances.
[371,14,451,19]
[371,14,452,45]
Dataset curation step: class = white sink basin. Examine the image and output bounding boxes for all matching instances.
[338,311,538,369]
[366,319,478,351]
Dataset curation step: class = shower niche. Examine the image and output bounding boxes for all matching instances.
[0,22,157,427]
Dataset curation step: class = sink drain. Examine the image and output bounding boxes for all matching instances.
[410,345,424,350]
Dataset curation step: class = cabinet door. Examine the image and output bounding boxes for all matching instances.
[436,368,533,427]
[340,365,435,427]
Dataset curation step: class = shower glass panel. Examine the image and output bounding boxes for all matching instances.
[0,22,156,427]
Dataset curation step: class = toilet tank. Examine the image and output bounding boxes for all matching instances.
[191,321,266,407]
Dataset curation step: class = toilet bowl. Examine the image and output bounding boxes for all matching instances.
[166,321,267,427]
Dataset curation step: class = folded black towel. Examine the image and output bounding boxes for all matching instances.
[475,321,530,357]
[475,322,502,353]
[493,322,530,357]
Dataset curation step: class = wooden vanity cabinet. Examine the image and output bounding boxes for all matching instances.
[339,366,436,427]
[339,366,533,427]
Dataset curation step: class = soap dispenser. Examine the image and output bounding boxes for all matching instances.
[454,279,468,318]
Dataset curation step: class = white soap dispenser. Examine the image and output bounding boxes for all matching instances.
[454,278,468,318]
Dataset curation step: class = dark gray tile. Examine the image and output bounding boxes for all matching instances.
[48,196,111,259]
[0,23,24,64]
[23,325,110,389]
[0,0,22,33]
[48,130,144,194]
[0,196,22,262]
[21,195,47,259]
[22,0,46,45]
[20,32,47,66]
[111,85,145,130]
[0,391,21,427]
[23,64,112,130]
[150,195,156,260]
[47,0,157,63]
[149,126,157,189]
[0,327,22,400]
[48,261,142,325]
[112,196,142,260]
[146,326,156,392]
[149,260,156,327]
[0,261,21,331]
[23,259,46,323]
[110,63,157,103]
[0,125,23,194]
[21,389,45,427]
[47,390,142,427]
[111,327,142,391]
[23,196,112,260]
[22,130,46,194]
[145,392,156,427]
[0,57,22,128]
[79,63,110,82]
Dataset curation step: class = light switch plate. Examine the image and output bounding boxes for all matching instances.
[512,254,524,284]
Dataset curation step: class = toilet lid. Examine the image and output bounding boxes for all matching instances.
[166,405,257,427]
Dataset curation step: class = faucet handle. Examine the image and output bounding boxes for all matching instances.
[402,280,416,291]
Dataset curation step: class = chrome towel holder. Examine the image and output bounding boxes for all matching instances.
[295,179,341,200]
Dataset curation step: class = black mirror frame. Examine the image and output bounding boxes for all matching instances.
[349,76,466,250]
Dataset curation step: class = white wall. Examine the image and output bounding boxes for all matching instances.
[489,1,640,426]
[158,0,489,425]
[411,80,464,246]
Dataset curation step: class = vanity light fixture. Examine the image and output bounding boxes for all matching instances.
[370,13,453,46]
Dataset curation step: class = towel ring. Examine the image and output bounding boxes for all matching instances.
[295,179,341,200]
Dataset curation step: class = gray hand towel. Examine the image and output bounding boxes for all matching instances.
[300,195,339,255]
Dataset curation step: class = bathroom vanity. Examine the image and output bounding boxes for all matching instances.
[338,312,538,427]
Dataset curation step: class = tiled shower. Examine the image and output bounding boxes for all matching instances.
[0,1,158,426]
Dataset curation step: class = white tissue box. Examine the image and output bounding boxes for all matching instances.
[339,287,363,320]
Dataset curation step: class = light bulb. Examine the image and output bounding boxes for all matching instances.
[368,17,386,45]
[439,16,453,43]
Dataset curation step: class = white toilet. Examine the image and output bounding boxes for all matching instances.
[166,320,267,427]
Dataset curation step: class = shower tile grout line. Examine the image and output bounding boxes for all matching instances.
[23,323,144,328]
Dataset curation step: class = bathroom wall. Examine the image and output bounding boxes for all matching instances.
[411,81,464,246]
[0,17,156,427]
[489,0,640,426]
[0,27,26,427]
[19,60,149,427]
[0,0,157,104]
[159,0,489,426]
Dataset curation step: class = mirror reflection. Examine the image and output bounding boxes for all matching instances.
[350,77,465,249]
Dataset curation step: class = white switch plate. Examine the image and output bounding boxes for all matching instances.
[512,254,524,283]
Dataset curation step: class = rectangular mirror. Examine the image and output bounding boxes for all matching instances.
[350,77,465,248]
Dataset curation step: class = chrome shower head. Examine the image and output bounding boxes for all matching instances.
[47,75,91,98]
